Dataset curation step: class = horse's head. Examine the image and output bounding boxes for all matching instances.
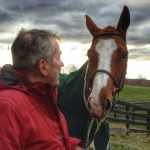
[84,6,130,120]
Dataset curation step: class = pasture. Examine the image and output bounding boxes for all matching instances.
[118,85,150,102]
[110,133,150,150]
[110,85,150,150]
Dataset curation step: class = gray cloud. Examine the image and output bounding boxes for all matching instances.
[0,0,150,60]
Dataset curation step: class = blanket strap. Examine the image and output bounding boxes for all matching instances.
[84,118,101,149]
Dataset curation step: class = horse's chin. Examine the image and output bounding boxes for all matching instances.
[90,111,103,119]
[89,100,104,119]
[90,111,110,121]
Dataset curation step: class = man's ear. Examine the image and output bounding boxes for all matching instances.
[37,59,49,76]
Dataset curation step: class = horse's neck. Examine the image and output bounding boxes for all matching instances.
[57,62,90,140]
[58,62,88,112]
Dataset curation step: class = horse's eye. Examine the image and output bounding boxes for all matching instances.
[122,52,128,59]
[118,48,128,59]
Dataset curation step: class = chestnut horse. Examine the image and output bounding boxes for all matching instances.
[58,6,130,150]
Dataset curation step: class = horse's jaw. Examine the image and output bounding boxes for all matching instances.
[88,97,112,120]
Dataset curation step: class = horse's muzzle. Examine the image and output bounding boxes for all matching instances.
[88,97,112,119]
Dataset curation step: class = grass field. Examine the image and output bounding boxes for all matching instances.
[118,85,150,102]
[110,133,150,150]
[109,85,150,150]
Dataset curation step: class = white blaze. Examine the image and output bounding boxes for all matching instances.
[89,39,117,105]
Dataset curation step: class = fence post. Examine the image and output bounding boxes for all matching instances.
[132,108,135,121]
[113,104,117,118]
[126,105,130,135]
[147,111,150,136]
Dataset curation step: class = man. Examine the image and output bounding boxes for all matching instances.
[0,29,84,150]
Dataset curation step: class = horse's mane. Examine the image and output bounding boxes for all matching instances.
[102,26,118,33]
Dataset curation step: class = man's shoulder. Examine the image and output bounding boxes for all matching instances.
[0,88,27,99]
[0,88,30,112]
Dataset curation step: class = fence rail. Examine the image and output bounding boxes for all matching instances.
[109,100,150,135]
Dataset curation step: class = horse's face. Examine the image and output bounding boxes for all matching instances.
[84,6,130,120]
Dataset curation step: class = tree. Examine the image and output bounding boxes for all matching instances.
[61,64,77,74]
[137,74,147,80]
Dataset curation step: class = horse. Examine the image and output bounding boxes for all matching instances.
[58,6,130,150]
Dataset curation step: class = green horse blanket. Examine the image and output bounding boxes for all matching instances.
[58,63,109,150]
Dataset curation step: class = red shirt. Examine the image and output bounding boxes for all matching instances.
[0,70,81,150]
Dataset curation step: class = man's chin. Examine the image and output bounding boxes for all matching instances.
[50,80,59,87]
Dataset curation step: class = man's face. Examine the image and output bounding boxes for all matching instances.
[46,39,64,86]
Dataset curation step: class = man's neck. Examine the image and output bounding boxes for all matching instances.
[26,71,45,84]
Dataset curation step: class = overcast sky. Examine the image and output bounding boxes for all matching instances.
[0,0,150,73]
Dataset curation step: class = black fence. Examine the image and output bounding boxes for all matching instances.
[109,100,150,136]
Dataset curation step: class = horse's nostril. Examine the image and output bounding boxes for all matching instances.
[104,99,112,111]
[87,97,92,110]
[87,101,91,109]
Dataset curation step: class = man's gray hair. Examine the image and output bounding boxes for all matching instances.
[11,29,60,72]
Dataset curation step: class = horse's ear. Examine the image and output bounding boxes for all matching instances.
[117,6,130,39]
[86,15,100,37]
